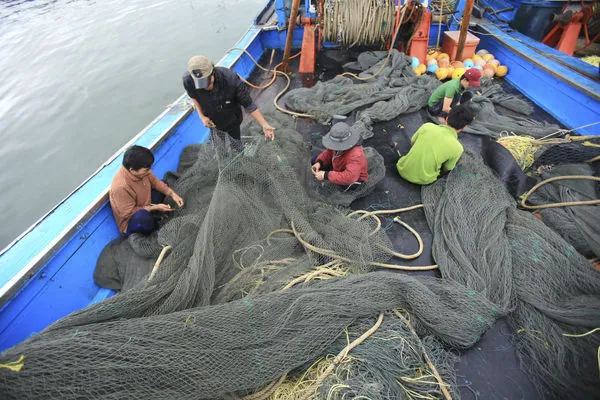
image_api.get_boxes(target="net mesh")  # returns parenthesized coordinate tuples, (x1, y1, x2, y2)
(1, 49, 598, 400)
(423, 151, 600, 399)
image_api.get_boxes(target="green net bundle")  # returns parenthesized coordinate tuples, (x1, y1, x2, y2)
(423, 151, 600, 399)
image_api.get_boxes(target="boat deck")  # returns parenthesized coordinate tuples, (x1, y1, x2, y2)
(244, 48, 567, 399)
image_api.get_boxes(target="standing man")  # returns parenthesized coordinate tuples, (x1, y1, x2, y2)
(110, 146, 184, 236)
(182, 55, 275, 146)
(396, 104, 476, 185)
(427, 69, 481, 123)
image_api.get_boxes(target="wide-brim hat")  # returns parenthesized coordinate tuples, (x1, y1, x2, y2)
(188, 55, 214, 89)
(322, 122, 361, 151)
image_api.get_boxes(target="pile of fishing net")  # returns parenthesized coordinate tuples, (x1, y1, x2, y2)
(2, 49, 598, 399)
(1, 110, 500, 399)
(523, 163, 600, 259)
(462, 80, 561, 139)
(423, 151, 600, 399)
(0, 272, 500, 399)
(283, 50, 441, 138)
(495, 135, 600, 258)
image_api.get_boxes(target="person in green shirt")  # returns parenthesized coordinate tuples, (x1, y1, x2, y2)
(428, 69, 481, 123)
(396, 104, 476, 185)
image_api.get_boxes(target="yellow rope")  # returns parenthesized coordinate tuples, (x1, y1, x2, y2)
(521, 176, 600, 210)
(299, 313, 385, 400)
(563, 327, 600, 338)
(339, 2, 409, 81)
(148, 245, 172, 281)
(290, 220, 438, 271)
(242, 373, 289, 400)
(0, 355, 24, 372)
(393, 310, 453, 400)
(562, 328, 600, 378)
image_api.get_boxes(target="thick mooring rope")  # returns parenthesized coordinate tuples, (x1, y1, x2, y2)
(322, 0, 395, 47)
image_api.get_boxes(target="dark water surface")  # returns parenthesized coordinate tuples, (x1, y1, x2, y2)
(0, 0, 265, 248)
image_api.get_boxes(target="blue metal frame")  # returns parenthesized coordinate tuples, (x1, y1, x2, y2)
(476, 22, 600, 136)
(275, 0, 312, 29)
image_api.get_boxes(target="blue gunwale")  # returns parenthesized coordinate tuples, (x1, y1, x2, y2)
(0, 19, 275, 350)
(475, 20, 600, 136)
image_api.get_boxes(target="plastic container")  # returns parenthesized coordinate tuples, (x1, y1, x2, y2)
(441, 31, 481, 61)
(510, 1, 564, 41)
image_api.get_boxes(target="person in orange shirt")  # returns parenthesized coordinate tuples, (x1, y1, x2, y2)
(109, 146, 184, 235)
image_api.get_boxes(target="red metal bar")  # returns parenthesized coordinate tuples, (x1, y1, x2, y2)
(299, 24, 316, 73)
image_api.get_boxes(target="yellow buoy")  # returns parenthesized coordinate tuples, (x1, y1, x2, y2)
(418, 64, 427, 74)
(436, 67, 449, 80)
(495, 65, 508, 77)
(427, 50, 439, 60)
(437, 52, 450, 61)
(483, 54, 495, 62)
(452, 67, 466, 79)
(413, 67, 422, 76)
(472, 54, 482, 62)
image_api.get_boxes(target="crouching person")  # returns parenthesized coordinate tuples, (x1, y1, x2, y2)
(312, 122, 369, 191)
(110, 145, 184, 236)
(396, 103, 476, 184)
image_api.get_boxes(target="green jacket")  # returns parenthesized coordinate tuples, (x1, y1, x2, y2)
(428, 78, 464, 107)
(396, 123, 463, 185)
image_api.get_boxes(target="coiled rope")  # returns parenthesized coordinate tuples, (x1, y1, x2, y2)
(322, 0, 395, 47)
(521, 176, 600, 210)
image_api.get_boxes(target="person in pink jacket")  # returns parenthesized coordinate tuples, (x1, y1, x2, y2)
(312, 122, 369, 190)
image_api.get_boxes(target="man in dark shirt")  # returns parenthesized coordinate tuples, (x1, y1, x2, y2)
(182, 55, 275, 146)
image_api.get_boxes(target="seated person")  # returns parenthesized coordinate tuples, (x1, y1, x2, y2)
(428, 68, 480, 123)
(396, 103, 476, 185)
(312, 122, 368, 190)
(109, 145, 184, 236)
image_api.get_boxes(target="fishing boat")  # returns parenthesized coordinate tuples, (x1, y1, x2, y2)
(1, 0, 598, 399)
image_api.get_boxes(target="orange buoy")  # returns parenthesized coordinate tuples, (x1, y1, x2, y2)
(484, 63, 497, 73)
(451, 60, 464, 69)
(488, 59, 500, 66)
(495, 65, 508, 77)
(482, 65, 495, 78)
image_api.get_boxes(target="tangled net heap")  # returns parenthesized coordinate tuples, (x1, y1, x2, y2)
(423, 151, 600, 399)
(1, 49, 598, 399)
(0, 114, 503, 399)
(283, 50, 441, 137)
(463, 81, 561, 139)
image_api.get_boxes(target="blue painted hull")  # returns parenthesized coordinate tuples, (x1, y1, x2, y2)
(475, 21, 600, 136)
